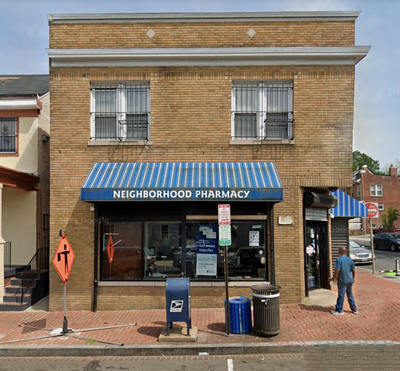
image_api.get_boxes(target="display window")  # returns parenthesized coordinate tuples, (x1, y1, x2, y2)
(100, 219, 267, 281)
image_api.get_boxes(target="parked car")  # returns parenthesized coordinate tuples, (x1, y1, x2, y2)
(373, 233, 400, 252)
(373, 225, 400, 235)
(349, 240, 373, 264)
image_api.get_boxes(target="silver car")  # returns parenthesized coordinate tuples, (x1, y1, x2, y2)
(349, 240, 373, 265)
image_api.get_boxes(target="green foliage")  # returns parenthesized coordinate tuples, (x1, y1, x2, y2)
(381, 207, 400, 231)
(353, 151, 380, 172)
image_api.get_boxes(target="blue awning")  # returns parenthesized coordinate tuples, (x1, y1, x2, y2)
(330, 189, 368, 217)
(81, 162, 283, 202)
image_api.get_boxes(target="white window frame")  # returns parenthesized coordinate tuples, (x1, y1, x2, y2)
(231, 81, 293, 140)
(90, 82, 150, 141)
(370, 184, 383, 197)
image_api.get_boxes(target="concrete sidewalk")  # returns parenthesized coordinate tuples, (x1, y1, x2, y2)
(1, 269, 400, 357)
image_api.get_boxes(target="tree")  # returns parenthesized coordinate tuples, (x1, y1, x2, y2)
(381, 207, 399, 231)
(353, 151, 380, 172)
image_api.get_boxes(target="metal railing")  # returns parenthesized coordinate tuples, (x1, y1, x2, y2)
(15, 247, 49, 305)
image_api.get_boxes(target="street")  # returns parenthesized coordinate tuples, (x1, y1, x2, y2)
(352, 237, 400, 273)
(1, 349, 400, 371)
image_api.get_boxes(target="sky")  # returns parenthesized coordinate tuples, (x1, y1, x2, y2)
(0, 0, 398, 171)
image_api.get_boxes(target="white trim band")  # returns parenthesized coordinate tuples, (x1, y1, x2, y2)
(48, 46, 371, 68)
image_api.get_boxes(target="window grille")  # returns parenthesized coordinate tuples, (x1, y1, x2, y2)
(0, 118, 17, 153)
(232, 82, 293, 140)
(90, 84, 150, 141)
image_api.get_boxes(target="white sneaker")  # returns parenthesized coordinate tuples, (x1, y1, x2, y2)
(331, 311, 345, 315)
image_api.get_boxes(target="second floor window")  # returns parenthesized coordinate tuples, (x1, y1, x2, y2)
(0, 118, 17, 154)
(90, 83, 150, 141)
(370, 184, 382, 197)
(232, 81, 293, 140)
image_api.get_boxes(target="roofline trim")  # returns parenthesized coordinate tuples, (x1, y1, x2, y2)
(0, 98, 41, 111)
(47, 11, 361, 24)
(47, 46, 371, 68)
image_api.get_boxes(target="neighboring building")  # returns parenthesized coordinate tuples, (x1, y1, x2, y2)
(47, 11, 369, 311)
(352, 165, 400, 234)
(0, 75, 50, 310)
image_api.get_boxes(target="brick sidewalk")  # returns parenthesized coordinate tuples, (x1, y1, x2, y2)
(0, 269, 399, 348)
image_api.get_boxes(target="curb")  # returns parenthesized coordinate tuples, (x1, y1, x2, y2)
(1, 341, 400, 357)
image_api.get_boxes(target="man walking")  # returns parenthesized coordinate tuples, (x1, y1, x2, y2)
(328, 246, 359, 315)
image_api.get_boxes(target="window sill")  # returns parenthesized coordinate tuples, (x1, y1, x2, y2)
(87, 139, 152, 146)
(230, 139, 295, 145)
(98, 280, 268, 287)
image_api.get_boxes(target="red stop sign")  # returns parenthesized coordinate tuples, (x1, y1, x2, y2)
(365, 202, 379, 218)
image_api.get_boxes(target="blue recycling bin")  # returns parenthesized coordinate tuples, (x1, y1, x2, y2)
(166, 278, 192, 336)
(226, 296, 252, 334)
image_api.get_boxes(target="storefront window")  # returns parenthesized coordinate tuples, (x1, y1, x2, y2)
(186, 221, 267, 280)
(144, 222, 182, 279)
(100, 219, 266, 281)
(101, 222, 142, 280)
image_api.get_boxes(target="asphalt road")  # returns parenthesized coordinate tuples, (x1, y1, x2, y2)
(1, 350, 400, 371)
(352, 237, 400, 273)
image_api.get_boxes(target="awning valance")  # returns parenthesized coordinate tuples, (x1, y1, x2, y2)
(81, 162, 283, 202)
(330, 189, 368, 217)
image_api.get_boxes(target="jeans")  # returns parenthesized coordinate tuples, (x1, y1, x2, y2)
(335, 281, 357, 313)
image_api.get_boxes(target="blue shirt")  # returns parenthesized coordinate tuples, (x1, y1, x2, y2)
(334, 255, 355, 284)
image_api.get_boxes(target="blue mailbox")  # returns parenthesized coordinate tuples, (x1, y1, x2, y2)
(166, 278, 191, 336)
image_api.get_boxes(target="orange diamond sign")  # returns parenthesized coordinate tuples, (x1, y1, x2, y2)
(107, 235, 115, 263)
(52, 233, 75, 284)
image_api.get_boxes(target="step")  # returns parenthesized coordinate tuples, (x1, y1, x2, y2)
(16, 270, 40, 280)
(3, 293, 32, 304)
(0, 302, 30, 312)
(5, 286, 35, 295)
(10, 277, 39, 287)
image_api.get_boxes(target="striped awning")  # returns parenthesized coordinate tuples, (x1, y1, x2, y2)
(81, 162, 283, 202)
(330, 189, 368, 217)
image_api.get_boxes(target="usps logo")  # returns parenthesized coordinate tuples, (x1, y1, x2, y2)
(170, 300, 184, 312)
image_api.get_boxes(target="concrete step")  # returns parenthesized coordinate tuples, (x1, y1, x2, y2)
(3, 293, 32, 304)
(0, 301, 30, 311)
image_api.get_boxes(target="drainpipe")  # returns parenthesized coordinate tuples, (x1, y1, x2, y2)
(269, 203, 275, 285)
(92, 206, 99, 312)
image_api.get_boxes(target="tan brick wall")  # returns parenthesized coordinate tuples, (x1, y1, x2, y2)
(49, 17, 356, 311)
(49, 21, 355, 49)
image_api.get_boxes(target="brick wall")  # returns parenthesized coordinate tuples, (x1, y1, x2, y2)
(48, 16, 356, 311)
(360, 167, 400, 232)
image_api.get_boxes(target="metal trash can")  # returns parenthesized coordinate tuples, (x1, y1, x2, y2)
(225, 297, 252, 334)
(251, 284, 281, 336)
(166, 278, 191, 336)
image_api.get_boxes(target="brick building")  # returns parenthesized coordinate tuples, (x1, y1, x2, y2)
(47, 11, 369, 311)
(352, 165, 400, 233)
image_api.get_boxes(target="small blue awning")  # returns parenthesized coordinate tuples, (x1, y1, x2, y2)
(330, 189, 368, 217)
(81, 162, 283, 202)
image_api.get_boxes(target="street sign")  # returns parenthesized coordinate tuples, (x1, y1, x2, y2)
(219, 224, 231, 246)
(107, 235, 115, 263)
(52, 233, 75, 284)
(365, 202, 379, 218)
(218, 204, 231, 225)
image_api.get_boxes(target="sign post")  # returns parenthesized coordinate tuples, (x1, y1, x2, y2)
(365, 202, 379, 274)
(52, 231, 75, 334)
(218, 204, 231, 336)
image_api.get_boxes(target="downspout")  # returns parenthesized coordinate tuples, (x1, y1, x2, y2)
(270, 203, 275, 285)
(303, 202, 309, 298)
(92, 206, 99, 312)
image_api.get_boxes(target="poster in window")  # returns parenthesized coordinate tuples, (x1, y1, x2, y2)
(249, 231, 259, 247)
(196, 225, 217, 276)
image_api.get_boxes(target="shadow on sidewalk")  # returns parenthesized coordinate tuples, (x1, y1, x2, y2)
(21, 319, 47, 334)
(298, 305, 332, 313)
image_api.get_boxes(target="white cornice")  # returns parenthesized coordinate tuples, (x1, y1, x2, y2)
(0, 98, 40, 110)
(47, 46, 371, 68)
(48, 11, 361, 24)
